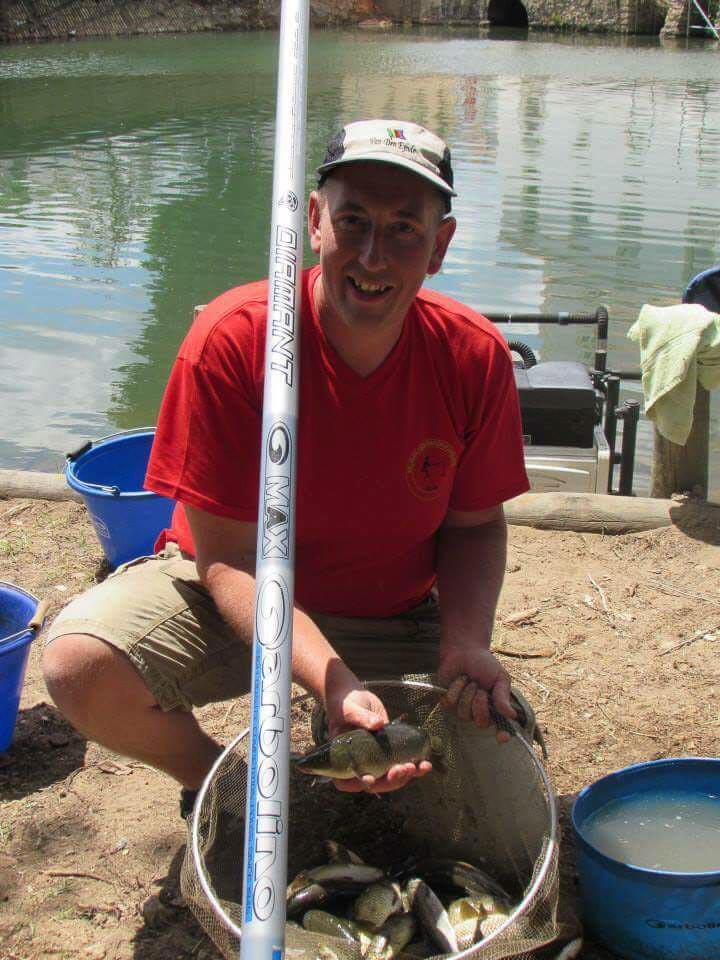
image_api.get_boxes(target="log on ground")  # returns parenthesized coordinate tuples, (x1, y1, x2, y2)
(2, 473, 719, 537)
(0, 469, 81, 502)
(505, 492, 720, 534)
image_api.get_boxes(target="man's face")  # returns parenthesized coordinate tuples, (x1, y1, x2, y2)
(308, 162, 456, 334)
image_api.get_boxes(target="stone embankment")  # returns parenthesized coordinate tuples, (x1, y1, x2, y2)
(1, 0, 703, 41)
(0, 0, 371, 41)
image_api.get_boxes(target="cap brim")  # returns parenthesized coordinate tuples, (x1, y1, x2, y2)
(317, 152, 457, 198)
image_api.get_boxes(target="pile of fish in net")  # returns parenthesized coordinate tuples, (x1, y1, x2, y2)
(287, 840, 517, 958)
(183, 678, 571, 960)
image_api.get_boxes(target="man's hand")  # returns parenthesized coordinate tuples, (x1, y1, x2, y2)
(325, 685, 432, 794)
(437, 645, 517, 743)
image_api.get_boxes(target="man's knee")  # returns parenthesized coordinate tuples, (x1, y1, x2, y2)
(42, 633, 154, 727)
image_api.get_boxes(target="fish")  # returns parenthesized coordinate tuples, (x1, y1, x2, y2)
(380, 913, 416, 958)
(293, 719, 443, 780)
(306, 863, 384, 889)
(405, 858, 511, 904)
(363, 930, 389, 960)
(397, 942, 434, 959)
(302, 909, 359, 943)
(479, 910, 510, 938)
(288, 871, 314, 897)
(347, 920, 376, 954)
(353, 880, 403, 931)
(315, 947, 340, 960)
(325, 840, 366, 865)
(405, 877, 459, 954)
(447, 897, 484, 950)
(286, 880, 330, 917)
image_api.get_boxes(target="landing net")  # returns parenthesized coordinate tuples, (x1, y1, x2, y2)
(183, 679, 563, 960)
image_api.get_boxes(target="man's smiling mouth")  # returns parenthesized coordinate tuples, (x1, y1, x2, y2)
(348, 276, 393, 296)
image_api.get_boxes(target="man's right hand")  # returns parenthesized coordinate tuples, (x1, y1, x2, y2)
(325, 684, 432, 794)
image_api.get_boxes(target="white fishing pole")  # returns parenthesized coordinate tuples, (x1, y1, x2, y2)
(240, 0, 309, 957)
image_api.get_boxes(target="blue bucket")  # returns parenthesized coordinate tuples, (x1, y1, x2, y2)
(0, 583, 45, 752)
(572, 758, 720, 960)
(65, 428, 175, 570)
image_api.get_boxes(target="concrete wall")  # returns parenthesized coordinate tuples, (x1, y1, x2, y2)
(0, 0, 372, 42)
(374, 0, 670, 31)
(0, 0, 681, 40)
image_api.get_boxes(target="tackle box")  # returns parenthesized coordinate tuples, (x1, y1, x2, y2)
(514, 361, 598, 448)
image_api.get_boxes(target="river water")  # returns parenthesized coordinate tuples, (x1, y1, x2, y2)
(1, 29, 719, 495)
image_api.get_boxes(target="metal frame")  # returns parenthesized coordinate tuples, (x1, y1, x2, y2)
(486, 307, 640, 495)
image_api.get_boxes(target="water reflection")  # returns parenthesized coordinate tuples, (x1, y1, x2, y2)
(0, 29, 719, 493)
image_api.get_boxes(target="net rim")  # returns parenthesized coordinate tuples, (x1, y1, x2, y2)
(189, 679, 558, 955)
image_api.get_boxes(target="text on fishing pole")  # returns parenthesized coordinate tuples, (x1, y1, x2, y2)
(270, 226, 298, 386)
(247, 575, 290, 923)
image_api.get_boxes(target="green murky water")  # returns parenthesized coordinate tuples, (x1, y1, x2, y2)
(1, 28, 719, 493)
(581, 789, 720, 872)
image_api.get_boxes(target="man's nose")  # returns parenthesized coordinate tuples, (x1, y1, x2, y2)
(358, 226, 387, 270)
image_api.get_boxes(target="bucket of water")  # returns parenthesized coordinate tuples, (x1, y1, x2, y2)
(572, 757, 720, 960)
(0, 584, 47, 752)
(65, 428, 175, 569)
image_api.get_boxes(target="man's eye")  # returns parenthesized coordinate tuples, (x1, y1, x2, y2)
(394, 222, 417, 236)
(337, 215, 365, 229)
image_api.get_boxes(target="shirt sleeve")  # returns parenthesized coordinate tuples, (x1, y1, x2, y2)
(449, 337, 530, 511)
(145, 316, 262, 521)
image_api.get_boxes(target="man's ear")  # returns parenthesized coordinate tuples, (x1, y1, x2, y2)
(308, 191, 322, 255)
(427, 216, 456, 277)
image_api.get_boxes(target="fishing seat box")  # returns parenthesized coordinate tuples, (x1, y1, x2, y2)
(514, 361, 597, 448)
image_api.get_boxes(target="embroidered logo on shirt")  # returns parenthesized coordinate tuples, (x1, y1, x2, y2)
(406, 439, 458, 501)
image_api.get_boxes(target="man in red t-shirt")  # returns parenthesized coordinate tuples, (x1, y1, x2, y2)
(43, 120, 530, 809)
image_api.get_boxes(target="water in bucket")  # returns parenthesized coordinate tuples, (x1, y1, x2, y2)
(573, 758, 720, 960)
(0, 582, 40, 752)
(581, 789, 720, 872)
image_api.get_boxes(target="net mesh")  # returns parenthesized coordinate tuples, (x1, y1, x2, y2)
(183, 679, 563, 960)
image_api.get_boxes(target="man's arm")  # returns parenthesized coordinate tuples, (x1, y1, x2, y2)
(435, 504, 517, 739)
(185, 504, 430, 791)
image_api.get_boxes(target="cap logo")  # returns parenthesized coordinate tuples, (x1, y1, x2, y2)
(370, 134, 418, 156)
(387, 127, 406, 139)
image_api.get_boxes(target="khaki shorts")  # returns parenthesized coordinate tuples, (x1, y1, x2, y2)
(45, 545, 442, 712)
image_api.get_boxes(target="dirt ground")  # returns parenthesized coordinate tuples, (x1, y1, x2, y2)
(1, 496, 719, 960)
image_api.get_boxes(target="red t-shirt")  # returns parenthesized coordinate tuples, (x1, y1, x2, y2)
(145, 265, 529, 617)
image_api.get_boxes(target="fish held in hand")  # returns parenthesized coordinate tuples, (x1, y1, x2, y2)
(293, 719, 442, 780)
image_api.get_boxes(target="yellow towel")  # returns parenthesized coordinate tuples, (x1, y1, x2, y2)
(627, 303, 720, 445)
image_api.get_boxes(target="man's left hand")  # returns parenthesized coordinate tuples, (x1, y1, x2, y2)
(437, 645, 517, 742)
